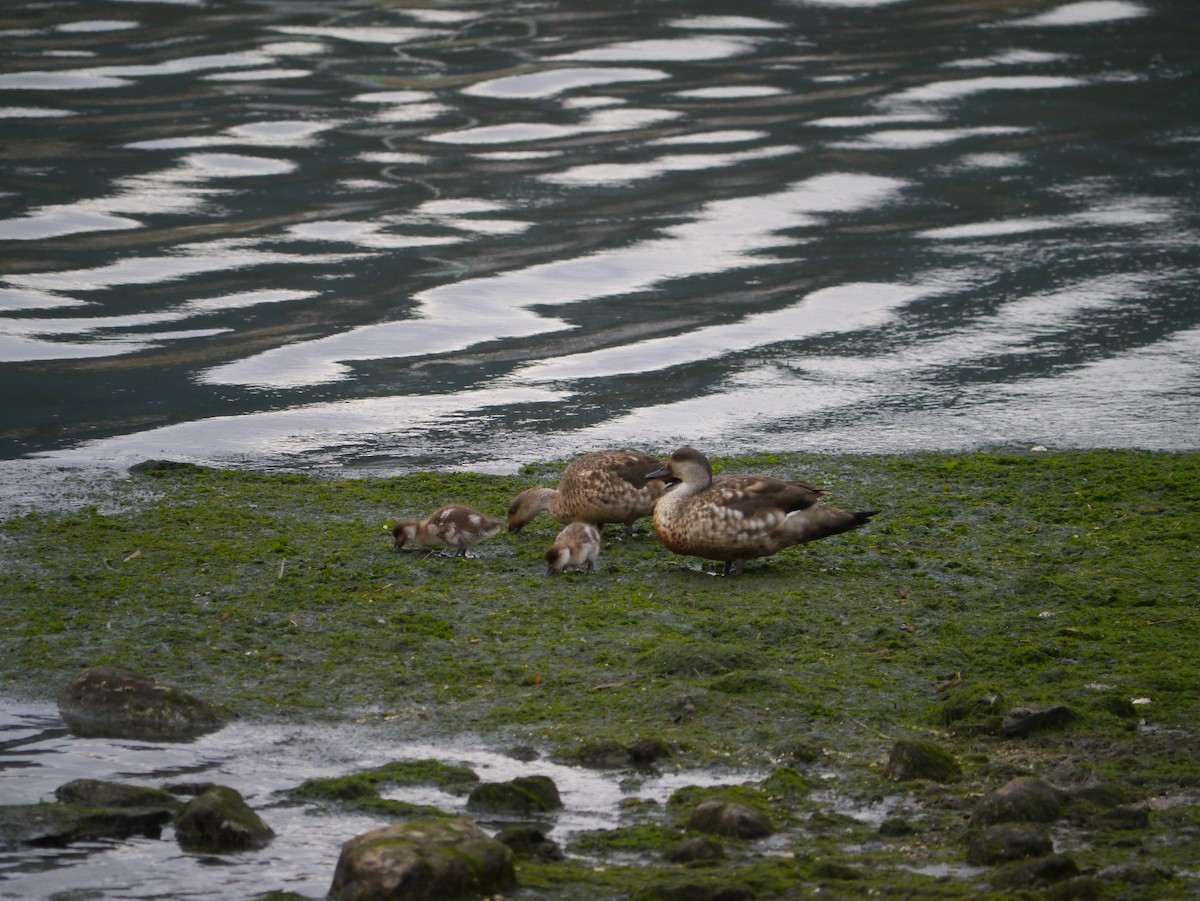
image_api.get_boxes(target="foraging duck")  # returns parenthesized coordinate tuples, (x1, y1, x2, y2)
(392, 504, 503, 558)
(544, 521, 602, 574)
(508, 449, 667, 533)
(646, 446, 878, 576)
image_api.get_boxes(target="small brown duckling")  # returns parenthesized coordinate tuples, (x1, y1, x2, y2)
(646, 446, 878, 576)
(392, 504, 503, 558)
(508, 449, 666, 533)
(545, 521, 601, 574)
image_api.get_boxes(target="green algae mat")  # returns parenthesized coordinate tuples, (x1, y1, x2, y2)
(2, 448, 1198, 898)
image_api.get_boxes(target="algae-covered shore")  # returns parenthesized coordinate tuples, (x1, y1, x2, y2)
(2, 448, 1198, 898)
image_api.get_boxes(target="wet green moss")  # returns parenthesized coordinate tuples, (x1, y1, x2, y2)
(2, 449, 1199, 896)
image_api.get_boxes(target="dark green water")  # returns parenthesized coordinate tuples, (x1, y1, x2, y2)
(1, 0, 1197, 473)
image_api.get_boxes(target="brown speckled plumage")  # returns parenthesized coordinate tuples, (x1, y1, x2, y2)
(545, 521, 602, 574)
(507, 449, 667, 532)
(393, 504, 503, 557)
(647, 446, 878, 575)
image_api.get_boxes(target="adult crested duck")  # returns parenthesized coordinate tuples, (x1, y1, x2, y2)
(392, 504, 503, 557)
(545, 521, 602, 574)
(646, 446, 878, 576)
(508, 449, 666, 533)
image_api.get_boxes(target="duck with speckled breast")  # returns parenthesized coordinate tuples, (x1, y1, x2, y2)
(645, 446, 879, 575)
(507, 449, 666, 535)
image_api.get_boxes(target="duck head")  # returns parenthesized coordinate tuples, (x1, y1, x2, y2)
(645, 446, 712, 487)
(392, 520, 418, 550)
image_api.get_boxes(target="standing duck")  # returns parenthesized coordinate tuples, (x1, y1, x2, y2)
(392, 504, 503, 558)
(507, 449, 667, 533)
(545, 521, 602, 574)
(646, 447, 878, 575)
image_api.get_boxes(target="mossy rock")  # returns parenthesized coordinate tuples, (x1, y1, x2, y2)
(886, 739, 963, 783)
(175, 785, 274, 852)
(55, 779, 180, 812)
(972, 778, 1064, 828)
(685, 799, 772, 840)
(967, 824, 1053, 865)
(57, 665, 227, 741)
(330, 817, 515, 901)
(466, 775, 562, 815)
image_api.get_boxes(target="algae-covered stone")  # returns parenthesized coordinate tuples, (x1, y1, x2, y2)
(329, 817, 515, 901)
(685, 799, 772, 840)
(0, 800, 173, 848)
(990, 853, 1080, 890)
(632, 881, 755, 901)
(1002, 704, 1074, 737)
(55, 778, 179, 812)
(495, 823, 562, 860)
(885, 739, 963, 783)
(972, 778, 1064, 827)
(175, 785, 274, 852)
(57, 665, 226, 741)
(966, 824, 1053, 865)
(664, 834, 725, 863)
(939, 683, 1006, 733)
(466, 775, 561, 815)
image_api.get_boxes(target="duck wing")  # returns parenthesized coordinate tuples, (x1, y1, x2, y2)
(706, 475, 825, 518)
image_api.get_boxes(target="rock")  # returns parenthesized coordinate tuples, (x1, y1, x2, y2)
(573, 737, 671, 769)
(685, 799, 772, 840)
(967, 824, 1053, 865)
(1098, 805, 1150, 829)
(1097, 862, 1175, 886)
(1066, 782, 1129, 810)
(664, 835, 725, 863)
(878, 817, 916, 837)
(885, 739, 963, 782)
(632, 882, 755, 901)
(990, 853, 1081, 890)
(0, 790, 175, 849)
(329, 817, 515, 901)
(55, 778, 180, 811)
(494, 823, 562, 861)
(57, 665, 226, 741)
(939, 684, 1006, 733)
(466, 775, 561, 815)
(128, 459, 204, 474)
(1001, 705, 1074, 738)
(175, 785, 274, 852)
(972, 778, 1064, 827)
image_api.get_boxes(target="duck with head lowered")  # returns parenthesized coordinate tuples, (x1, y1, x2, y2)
(392, 503, 504, 558)
(645, 446, 879, 576)
(507, 448, 667, 534)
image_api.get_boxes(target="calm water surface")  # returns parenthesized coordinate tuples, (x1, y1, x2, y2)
(1, 0, 1197, 473)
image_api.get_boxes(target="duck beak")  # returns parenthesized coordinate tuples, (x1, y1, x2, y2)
(644, 466, 669, 480)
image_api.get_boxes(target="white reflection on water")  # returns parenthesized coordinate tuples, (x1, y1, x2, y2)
(464, 67, 668, 99)
(199, 173, 905, 389)
(830, 126, 1025, 151)
(426, 107, 682, 145)
(549, 37, 759, 63)
(127, 120, 335, 151)
(1003, 1, 1147, 27)
(542, 145, 796, 186)
(883, 75, 1085, 107)
(512, 283, 933, 383)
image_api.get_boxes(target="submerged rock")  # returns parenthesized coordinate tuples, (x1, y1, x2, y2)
(972, 778, 1064, 827)
(57, 665, 226, 741)
(990, 853, 1081, 890)
(685, 799, 772, 840)
(466, 775, 562, 815)
(329, 817, 515, 901)
(885, 739, 963, 783)
(175, 785, 274, 852)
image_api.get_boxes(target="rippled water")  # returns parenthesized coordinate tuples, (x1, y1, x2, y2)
(1, 0, 1196, 472)
(0, 702, 776, 898)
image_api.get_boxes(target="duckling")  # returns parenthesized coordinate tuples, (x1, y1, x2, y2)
(392, 504, 503, 558)
(545, 521, 602, 574)
(508, 449, 666, 533)
(646, 446, 878, 576)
